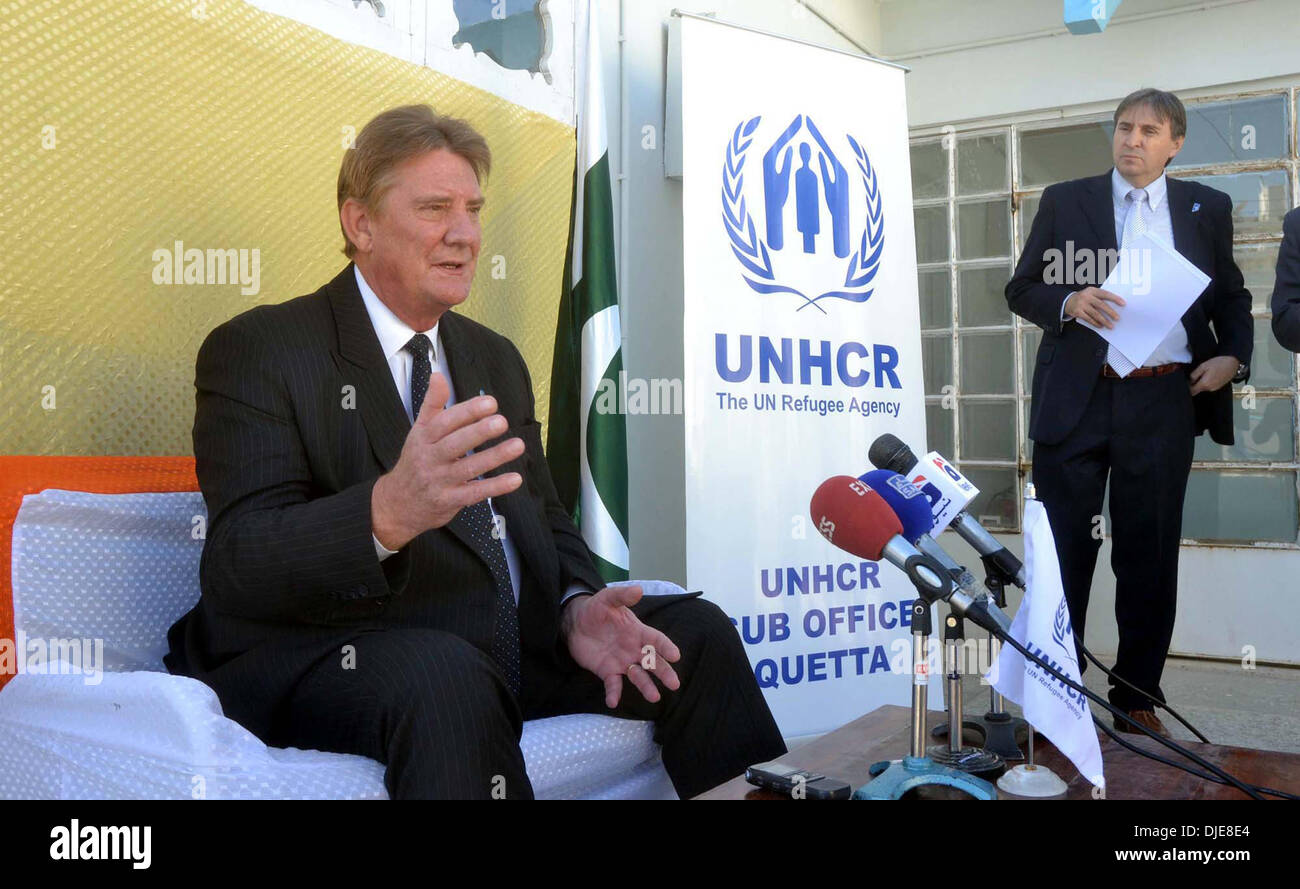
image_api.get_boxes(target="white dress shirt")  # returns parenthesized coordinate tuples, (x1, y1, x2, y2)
(356, 266, 526, 605)
(1111, 168, 1192, 366)
(1059, 168, 1194, 366)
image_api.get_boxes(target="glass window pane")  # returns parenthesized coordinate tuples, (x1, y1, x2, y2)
(1018, 121, 1114, 189)
(1171, 95, 1290, 168)
(958, 466, 1019, 532)
(1194, 397, 1296, 463)
(1020, 327, 1042, 391)
(1016, 193, 1041, 255)
(957, 133, 1008, 195)
(926, 402, 955, 458)
(1177, 170, 1290, 238)
(919, 269, 952, 330)
(1235, 242, 1282, 313)
(1181, 470, 1298, 542)
(922, 334, 953, 397)
(914, 205, 949, 264)
(911, 141, 947, 200)
(958, 265, 1012, 327)
(959, 399, 1016, 460)
(960, 331, 1014, 395)
(1251, 317, 1295, 389)
(1021, 398, 1032, 463)
(957, 199, 1010, 260)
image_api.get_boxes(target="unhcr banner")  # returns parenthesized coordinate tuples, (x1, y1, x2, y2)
(674, 13, 935, 737)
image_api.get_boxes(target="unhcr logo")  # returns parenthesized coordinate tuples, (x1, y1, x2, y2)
(721, 113, 884, 313)
(1051, 597, 1078, 667)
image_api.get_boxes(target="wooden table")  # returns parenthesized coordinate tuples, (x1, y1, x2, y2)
(695, 705, 1300, 800)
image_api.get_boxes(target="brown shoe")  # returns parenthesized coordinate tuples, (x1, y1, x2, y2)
(1114, 709, 1171, 737)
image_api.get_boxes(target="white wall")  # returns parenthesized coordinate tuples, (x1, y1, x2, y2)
(245, 0, 578, 122)
(879, 0, 1300, 127)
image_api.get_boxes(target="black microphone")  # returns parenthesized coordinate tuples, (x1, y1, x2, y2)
(868, 433, 916, 478)
(868, 433, 1027, 589)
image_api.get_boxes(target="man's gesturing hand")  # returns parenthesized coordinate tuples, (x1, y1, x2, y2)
(562, 585, 682, 709)
(1065, 287, 1126, 329)
(371, 371, 524, 551)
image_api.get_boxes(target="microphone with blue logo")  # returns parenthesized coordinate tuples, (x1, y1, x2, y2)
(868, 434, 1026, 590)
(808, 475, 952, 604)
(853, 469, 1011, 635)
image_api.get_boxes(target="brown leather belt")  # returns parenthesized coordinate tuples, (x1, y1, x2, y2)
(1101, 362, 1188, 379)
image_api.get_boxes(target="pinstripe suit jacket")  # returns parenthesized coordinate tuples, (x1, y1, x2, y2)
(164, 264, 608, 740)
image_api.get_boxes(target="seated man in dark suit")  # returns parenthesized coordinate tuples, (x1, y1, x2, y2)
(164, 104, 785, 799)
(1272, 207, 1300, 352)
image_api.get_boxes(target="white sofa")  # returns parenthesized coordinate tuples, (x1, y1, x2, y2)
(0, 489, 676, 799)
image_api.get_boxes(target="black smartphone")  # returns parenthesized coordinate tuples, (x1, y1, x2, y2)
(745, 760, 852, 799)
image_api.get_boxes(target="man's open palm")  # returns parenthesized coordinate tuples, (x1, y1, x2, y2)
(563, 585, 682, 708)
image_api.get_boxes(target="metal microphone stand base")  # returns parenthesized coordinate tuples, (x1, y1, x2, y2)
(854, 755, 999, 800)
(925, 743, 1005, 782)
(851, 602, 997, 801)
(929, 710, 1028, 762)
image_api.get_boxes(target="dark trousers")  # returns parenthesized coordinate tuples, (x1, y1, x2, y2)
(1030, 369, 1195, 712)
(274, 596, 786, 799)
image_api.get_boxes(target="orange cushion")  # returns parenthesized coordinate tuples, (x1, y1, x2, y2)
(0, 457, 197, 692)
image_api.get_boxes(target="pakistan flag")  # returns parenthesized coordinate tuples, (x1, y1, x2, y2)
(547, 0, 629, 582)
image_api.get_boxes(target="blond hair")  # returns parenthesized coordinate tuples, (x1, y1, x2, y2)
(337, 105, 491, 258)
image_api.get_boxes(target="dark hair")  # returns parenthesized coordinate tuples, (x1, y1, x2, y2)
(337, 105, 491, 258)
(1114, 89, 1187, 166)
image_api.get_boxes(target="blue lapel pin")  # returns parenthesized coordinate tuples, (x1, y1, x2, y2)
(1192, 202, 1201, 213)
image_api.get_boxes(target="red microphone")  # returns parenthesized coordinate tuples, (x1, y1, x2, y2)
(809, 475, 903, 560)
(811, 474, 959, 607)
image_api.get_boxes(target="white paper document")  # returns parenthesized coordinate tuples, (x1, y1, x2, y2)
(1078, 232, 1210, 375)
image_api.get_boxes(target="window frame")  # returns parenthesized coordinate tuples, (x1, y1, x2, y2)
(911, 86, 1300, 547)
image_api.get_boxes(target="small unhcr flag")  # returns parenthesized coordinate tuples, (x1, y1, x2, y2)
(988, 497, 1105, 789)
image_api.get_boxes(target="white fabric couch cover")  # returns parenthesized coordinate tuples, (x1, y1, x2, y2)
(0, 489, 676, 799)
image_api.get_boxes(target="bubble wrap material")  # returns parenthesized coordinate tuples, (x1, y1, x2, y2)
(0, 489, 675, 799)
(0, 0, 575, 455)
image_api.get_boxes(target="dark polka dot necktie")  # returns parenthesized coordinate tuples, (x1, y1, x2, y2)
(405, 333, 521, 697)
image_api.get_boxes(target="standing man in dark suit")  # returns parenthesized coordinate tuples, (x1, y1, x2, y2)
(1006, 89, 1252, 737)
(165, 104, 785, 799)
(1271, 207, 1300, 351)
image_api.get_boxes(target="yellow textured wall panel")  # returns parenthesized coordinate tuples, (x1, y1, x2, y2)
(0, 0, 574, 455)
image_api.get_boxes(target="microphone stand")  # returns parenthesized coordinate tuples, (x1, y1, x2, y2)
(926, 611, 1005, 779)
(974, 564, 1029, 761)
(853, 590, 997, 800)
(929, 544, 1028, 762)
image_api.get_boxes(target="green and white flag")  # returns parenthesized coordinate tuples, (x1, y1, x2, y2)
(548, 0, 629, 582)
